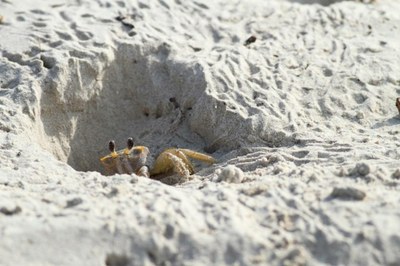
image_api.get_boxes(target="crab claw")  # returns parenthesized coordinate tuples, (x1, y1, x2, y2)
(150, 148, 215, 178)
(137, 165, 150, 178)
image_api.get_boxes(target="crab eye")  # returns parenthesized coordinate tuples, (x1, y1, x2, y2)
(109, 140, 116, 152)
(127, 138, 134, 149)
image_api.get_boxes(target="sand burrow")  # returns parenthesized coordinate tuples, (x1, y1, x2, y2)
(38, 42, 214, 173)
(37, 41, 297, 173)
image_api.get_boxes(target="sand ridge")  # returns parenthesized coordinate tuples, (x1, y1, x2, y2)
(1, 0, 400, 265)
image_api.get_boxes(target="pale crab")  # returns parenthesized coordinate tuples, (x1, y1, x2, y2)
(100, 138, 215, 181)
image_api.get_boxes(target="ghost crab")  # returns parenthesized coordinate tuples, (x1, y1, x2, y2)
(100, 138, 215, 181)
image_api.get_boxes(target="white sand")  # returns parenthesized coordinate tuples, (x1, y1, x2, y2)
(1, 0, 400, 265)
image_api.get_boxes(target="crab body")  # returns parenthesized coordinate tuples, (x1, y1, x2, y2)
(100, 139, 215, 180)
(100, 141, 150, 177)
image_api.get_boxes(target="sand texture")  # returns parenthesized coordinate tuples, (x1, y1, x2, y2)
(1, 0, 400, 265)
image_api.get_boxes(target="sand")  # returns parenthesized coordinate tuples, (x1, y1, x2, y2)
(1, 0, 400, 265)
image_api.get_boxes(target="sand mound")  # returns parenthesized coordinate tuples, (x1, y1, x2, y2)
(38, 42, 212, 172)
(37, 40, 294, 173)
(35, 42, 299, 173)
(1, 0, 400, 265)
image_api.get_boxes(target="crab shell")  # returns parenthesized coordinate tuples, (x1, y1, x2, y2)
(100, 146, 149, 176)
(100, 142, 215, 179)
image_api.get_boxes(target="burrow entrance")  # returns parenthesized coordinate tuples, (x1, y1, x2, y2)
(39, 42, 216, 173)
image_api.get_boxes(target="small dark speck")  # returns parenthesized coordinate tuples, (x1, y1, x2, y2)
(42, 198, 52, 204)
(16, 151, 21, 157)
(191, 46, 202, 52)
(147, 251, 157, 264)
(106, 187, 118, 198)
(169, 97, 179, 108)
(164, 224, 174, 239)
(323, 68, 333, 77)
(142, 108, 150, 117)
(244, 35, 256, 46)
(105, 253, 130, 266)
(329, 187, 366, 201)
(115, 15, 135, 30)
(115, 15, 125, 22)
(0, 206, 22, 216)
(65, 198, 83, 208)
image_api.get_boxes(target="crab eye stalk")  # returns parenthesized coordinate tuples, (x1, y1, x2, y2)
(109, 140, 116, 152)
(127, 138, 134, 149)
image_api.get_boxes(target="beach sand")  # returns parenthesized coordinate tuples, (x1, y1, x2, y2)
(1, 0, 400, 265)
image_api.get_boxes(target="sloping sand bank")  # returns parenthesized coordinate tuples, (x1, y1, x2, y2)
(1, 0, 400, 265)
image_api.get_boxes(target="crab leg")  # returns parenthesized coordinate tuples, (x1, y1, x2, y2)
(178, 149, 216, 164)
(123, 137, 150, 177)
(137, 165, 150, 178)
(100, 140, 215, 179)
(165, 152, 191, 177)
(150, 149, 175, 177)
(150, 148, 215, 177)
